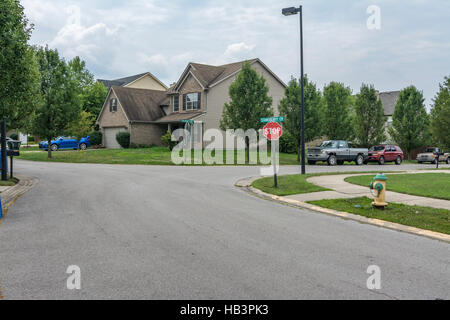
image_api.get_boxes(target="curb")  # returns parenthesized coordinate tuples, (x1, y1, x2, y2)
(0, 175, 39, 223)
(235, 176, 450, 244)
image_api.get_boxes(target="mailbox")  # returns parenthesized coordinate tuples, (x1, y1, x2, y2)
(7, 139, 21, 156)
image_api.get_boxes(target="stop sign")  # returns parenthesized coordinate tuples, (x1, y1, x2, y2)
(263, 122, 283, 141)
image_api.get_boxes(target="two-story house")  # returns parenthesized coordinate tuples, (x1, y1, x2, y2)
(97, 59, 286, 148)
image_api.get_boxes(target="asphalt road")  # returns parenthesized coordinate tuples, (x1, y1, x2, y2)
(0, 160, 449, 299)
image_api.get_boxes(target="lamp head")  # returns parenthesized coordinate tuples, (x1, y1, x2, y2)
(282, 7, 300, 16)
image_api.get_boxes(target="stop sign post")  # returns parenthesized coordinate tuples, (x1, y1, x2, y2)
(261, 118, 284, 187)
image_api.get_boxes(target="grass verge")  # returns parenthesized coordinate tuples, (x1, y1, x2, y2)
(308, 197, 450, 235)
(345, 173, 450, 200)
(0, 177, 18, 186)
(251, 174, 330, 196)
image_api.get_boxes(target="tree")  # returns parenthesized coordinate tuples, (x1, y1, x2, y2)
(0, 0, 40, 129)
(82, 82, 108, 118)
(279, 76, 322, 162)
(430, 76, 450, 149)
(220, 62, 273, 162)
(33, 46, 81, 158)
(388, 86, 429, 159)
(353, 84, 386, 146)
(322, 82, 354, 140)
(67, 110, 95, 140)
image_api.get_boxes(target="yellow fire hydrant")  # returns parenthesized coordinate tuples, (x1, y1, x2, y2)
(369, 173, 388, 210)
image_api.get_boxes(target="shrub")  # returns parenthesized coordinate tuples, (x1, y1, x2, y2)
(116, 131, 130, 149)
(279, 132, 297, 154)
(9, 133, 18, 140)
(161, 131, 177, 151)
(28, 136, 35, 142)
(89, 131, 102, 146)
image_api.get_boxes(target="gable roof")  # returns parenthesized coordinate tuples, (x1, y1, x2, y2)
(378, 91, 400, 116)
(169, 58, 285, 93)
(111, 86, 167, 122)
(98, 72, 167, 90)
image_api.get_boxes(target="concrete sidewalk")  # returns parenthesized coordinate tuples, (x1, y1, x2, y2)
(285, 171, 450, 210)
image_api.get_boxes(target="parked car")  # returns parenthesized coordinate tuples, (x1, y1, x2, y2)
(366, 145, 404, 165)
(39, 136, 91, 151)
(417, 147, 450, 164)
(307, 140, 369, 166)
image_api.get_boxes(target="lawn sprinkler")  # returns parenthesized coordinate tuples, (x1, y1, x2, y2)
(369, 173, 388, 210)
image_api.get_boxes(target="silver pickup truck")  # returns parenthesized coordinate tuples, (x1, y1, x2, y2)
(307, 140, 369, 166)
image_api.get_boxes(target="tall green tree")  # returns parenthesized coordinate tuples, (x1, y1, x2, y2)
(388, 86, 429, 159)
(82, 81, 108, 118)
(429, 76, 450, 149)
(33, 46, 81, 158)
(220, 62, 273, 162)
(0, 0, 40, 129)
(322, 82, 354, 140)
(279, 76, 322, 162)
(353, 84, 386, 146)
(68, 56, 107, 119)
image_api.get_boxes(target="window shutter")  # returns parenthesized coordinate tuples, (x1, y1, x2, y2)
(109, 99, 112, 112)
(183, 94, 187, 111)
(197, 92, 201, 109)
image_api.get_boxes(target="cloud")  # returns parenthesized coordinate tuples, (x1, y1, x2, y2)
(224, 42, 256, 60)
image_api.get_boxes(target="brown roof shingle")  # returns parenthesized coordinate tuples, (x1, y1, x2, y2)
(153, 111, 204, 123)
(112, 86, 166, 122)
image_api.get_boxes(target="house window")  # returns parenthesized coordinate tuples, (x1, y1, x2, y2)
(110, 98, 117, 112)
(183, 92, 201, 111)
(173, 95, 179, 112)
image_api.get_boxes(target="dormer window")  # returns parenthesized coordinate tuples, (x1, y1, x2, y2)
(173, 95, 179, 112)
(183, 92, 201, 111)
(110, 98, 117, 112)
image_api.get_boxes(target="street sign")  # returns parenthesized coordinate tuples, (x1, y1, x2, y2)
(181, 120, 194, 124)
(260, 116, 284, 123)
(263, 122, 283, 141)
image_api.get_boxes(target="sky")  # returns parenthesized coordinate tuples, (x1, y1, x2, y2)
(21, 0, 450, 109)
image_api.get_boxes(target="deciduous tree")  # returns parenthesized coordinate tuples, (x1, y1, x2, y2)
(353, 84, 386, 146)
(0, 0, 40, 129)
(220, 63, 273, 162)
(33, 46, 81, 158)
(388, 86, 429, 159)
(430, 76, 450, 149)
(322, 82, 354, 140)
(279, 76, 322, 162)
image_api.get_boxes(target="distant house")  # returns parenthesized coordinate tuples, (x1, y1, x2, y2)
(97, 72, 167, 91)
(96, 59, 286, 149)
(376, 90, 400, 128)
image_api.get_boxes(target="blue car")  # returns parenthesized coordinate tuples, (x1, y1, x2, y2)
(39, 136, 91, 151)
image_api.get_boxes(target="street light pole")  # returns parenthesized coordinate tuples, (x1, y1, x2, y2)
(282, 5, 306, 174)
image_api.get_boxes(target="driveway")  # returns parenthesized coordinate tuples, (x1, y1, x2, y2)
(0, 160, 449, 299)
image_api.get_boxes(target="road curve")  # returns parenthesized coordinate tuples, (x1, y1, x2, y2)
(0, 160, 449, 299)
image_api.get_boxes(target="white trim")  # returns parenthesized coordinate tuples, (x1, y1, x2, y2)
(124, 72, 168, 90)
(173, 65, 206, 92)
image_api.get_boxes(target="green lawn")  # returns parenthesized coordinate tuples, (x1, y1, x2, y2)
(308, 197, 450, 235)
(345, 173, 450, 200)
(251, 174, 330, 196)
(0, 177, 18, 186)
(17, 147, 301, 166)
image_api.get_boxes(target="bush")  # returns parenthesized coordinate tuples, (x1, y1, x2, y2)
(9, 133, 18, 140)
(89, 131, 102, 146)
(161, 131, 177, 151)
(28, 136, 35, 142)
(279, 132, 297, 154)
(116, 131, 130, 149)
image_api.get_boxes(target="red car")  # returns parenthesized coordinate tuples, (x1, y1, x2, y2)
(366, 145, 404, 165)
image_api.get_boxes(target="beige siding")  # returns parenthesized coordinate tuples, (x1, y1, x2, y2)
(125, 74, 166, 91)
(130, 123, 166, 147)
(97, 90, 130, 146)
(203, 61, 285, 132)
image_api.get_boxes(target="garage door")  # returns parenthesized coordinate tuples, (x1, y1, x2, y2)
(104, 127, 127, 149)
